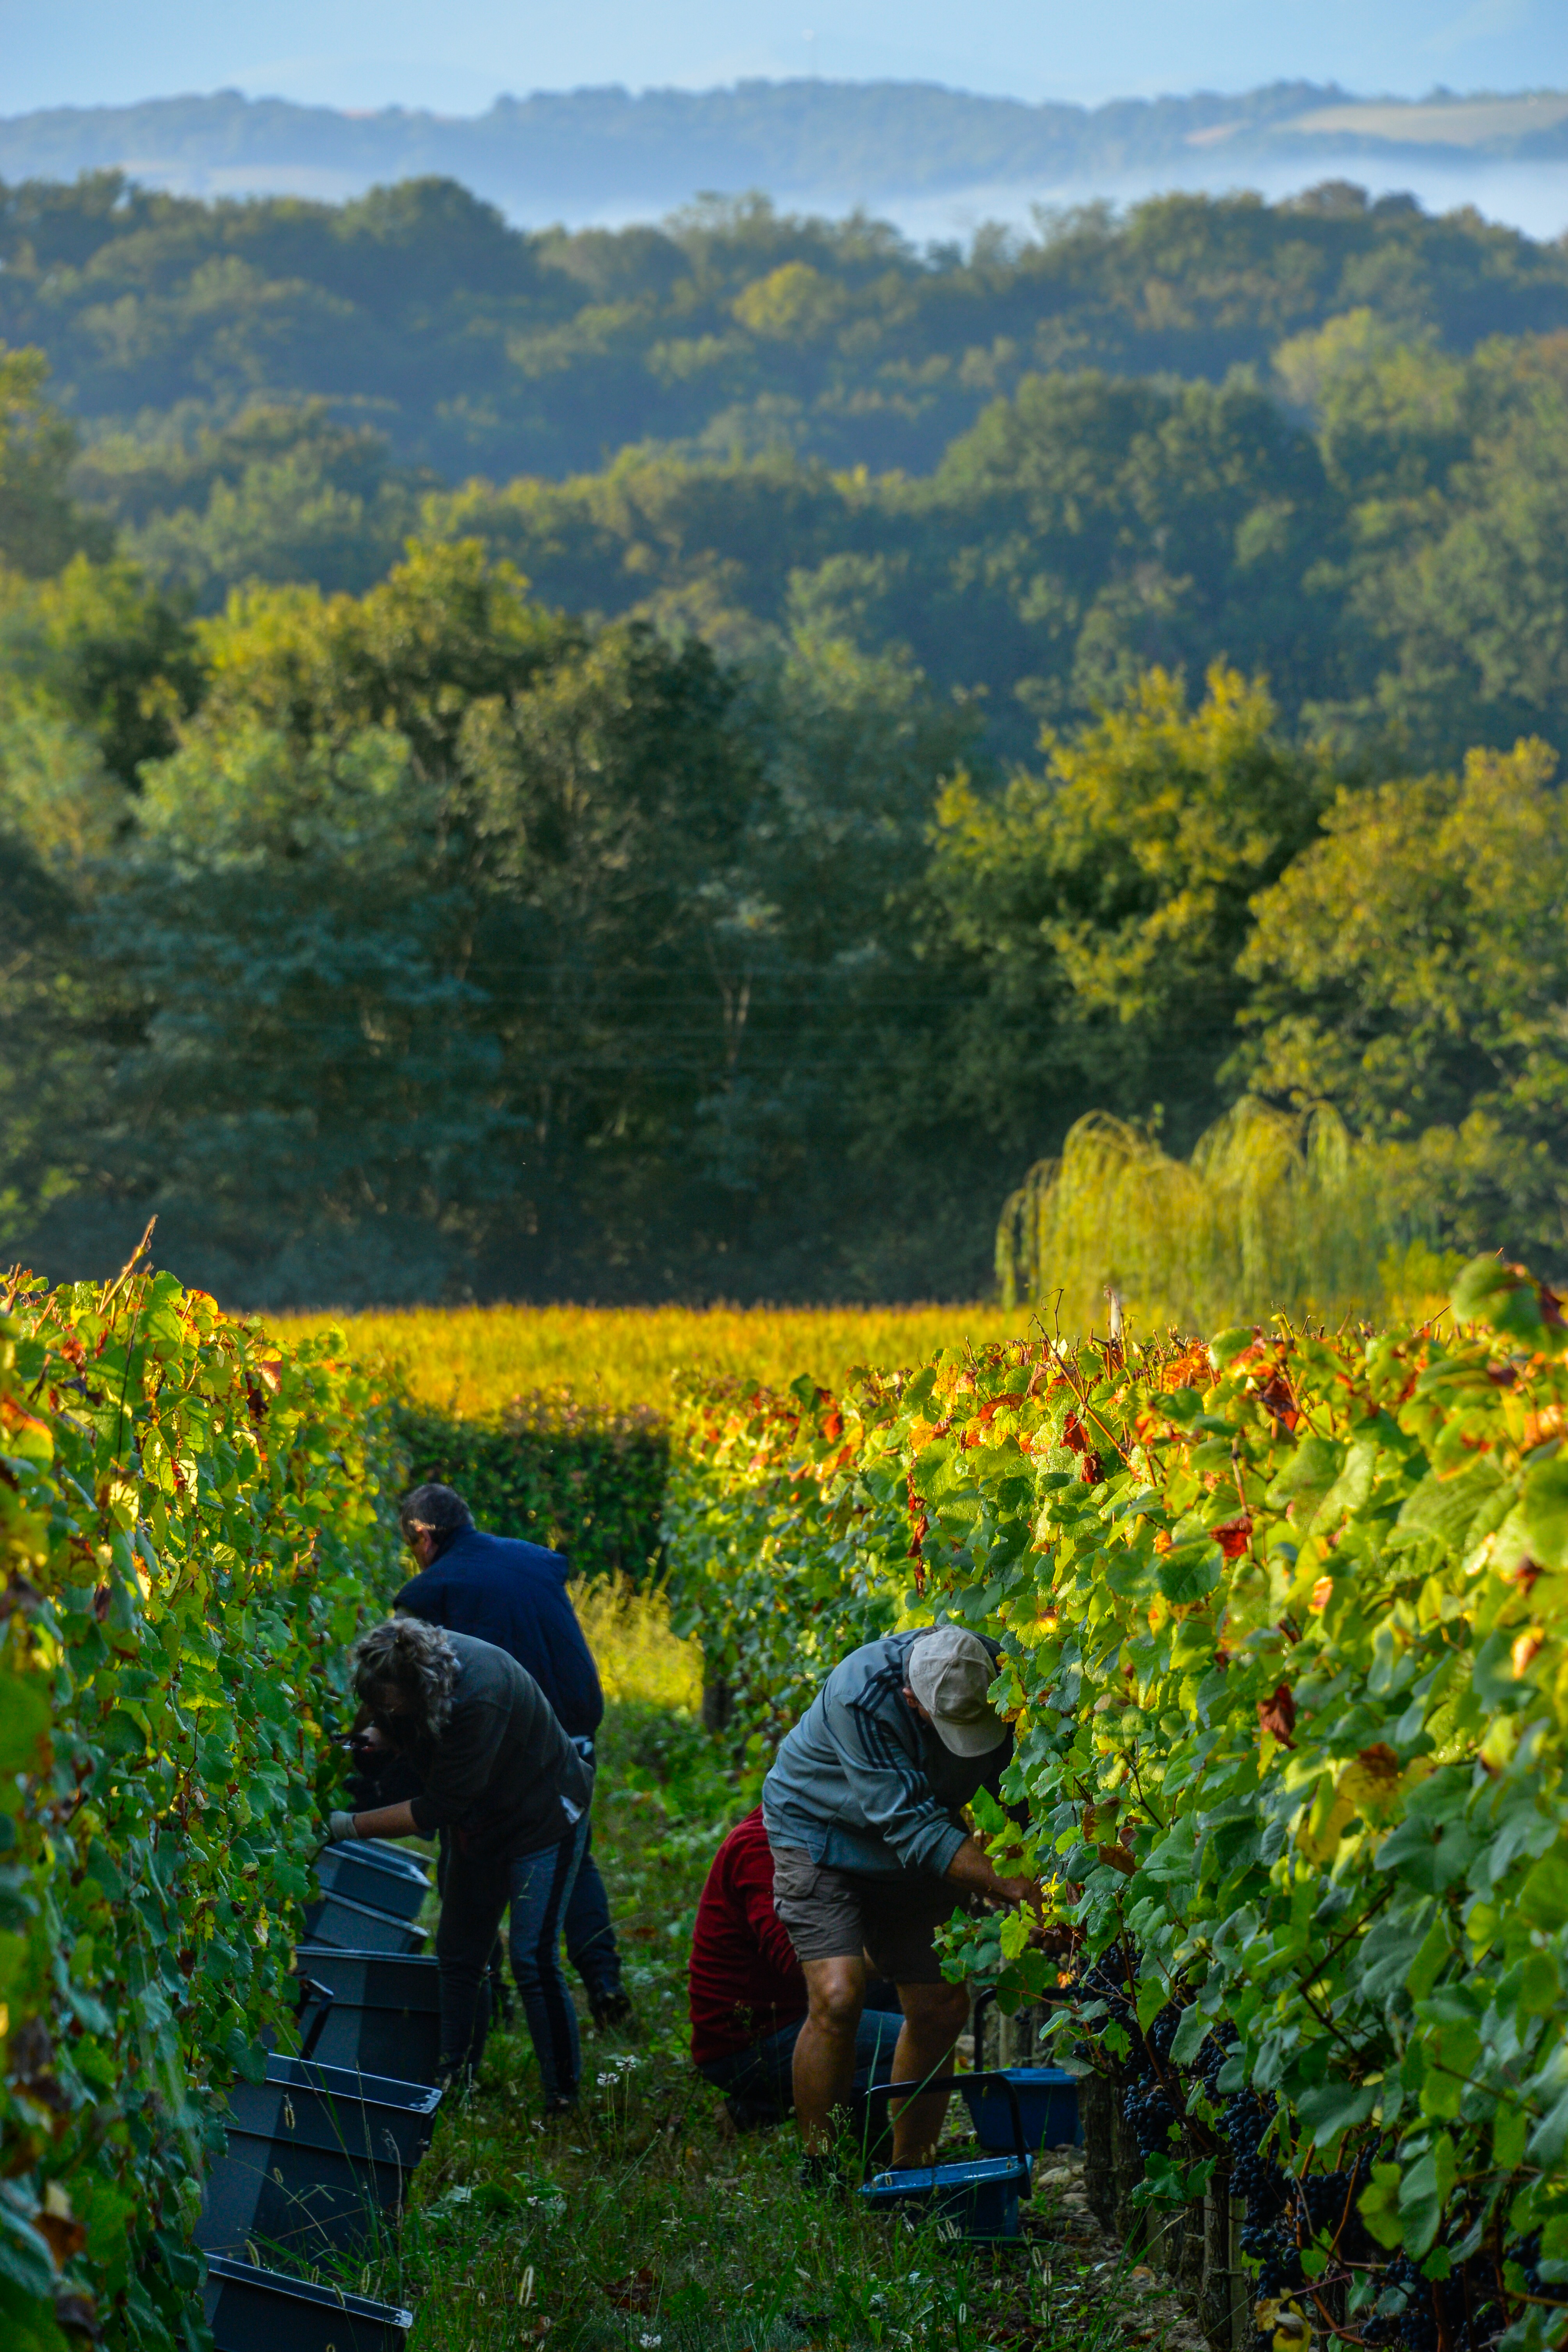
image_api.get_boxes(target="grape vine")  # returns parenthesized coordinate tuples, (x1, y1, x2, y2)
(668, 1255, 1568, 2352)
(0, 1260, 399, 2349)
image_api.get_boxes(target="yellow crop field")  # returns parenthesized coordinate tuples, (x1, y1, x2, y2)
(271, 1300, 1036, 1422)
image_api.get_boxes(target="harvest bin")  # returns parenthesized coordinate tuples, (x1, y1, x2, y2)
(283, 1976, 336, 2062)
(859, 2072, 1032, 2242)
(863, 2149, 1032, 2239)
(301, 1884, 429, 1955)
(294, 1947, 442, 2084)
(312, 1841, 431, 1924)
(203, 2254, 413, 2352)
(357, 1837, 433, 1880)
(961, 2067, 1081, 2152)
(196, 2056, 442, 2262)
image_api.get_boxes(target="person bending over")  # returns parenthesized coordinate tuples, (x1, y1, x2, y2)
(689, 1806, 903, 2135)
(393, 1481, 631, 2030)
(330, 1618, 592, 2112)
(761, 1624, 1039, 2171)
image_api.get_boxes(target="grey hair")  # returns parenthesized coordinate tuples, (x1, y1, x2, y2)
(398, 1483, 474, 1548)
(351, 1616, 459, 1737)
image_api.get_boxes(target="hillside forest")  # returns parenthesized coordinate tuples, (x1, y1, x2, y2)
(5, 169, 1568, 1306)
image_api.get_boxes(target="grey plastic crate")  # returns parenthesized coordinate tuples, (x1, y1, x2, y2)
(294, 1947, 442, 2085)
(356, 1838, 432, 1880)
(314, 1842, 431, 1923)
(203, 2256, 413, 2352)
(196, 2056, 441, 2263)
(301, 1886, 428, 1954)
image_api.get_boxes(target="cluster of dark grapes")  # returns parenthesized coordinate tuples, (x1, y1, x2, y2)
(1147, 2002, 1183, 2067)
(1122, 2068, 1182, 2160)
(1128, 2000, 1182, 2154)
(1294, 2161, 1370, 2245)
(1191, 2034, 1383, 2313)
(1361, 2252, 1440, 2352)
(1504, 2231, 1567, 2313)
(1214, 2080, 1300, 2303)
(1513, 2230, 1545, 2292)
(1074, 1957, 1183, 2156)
(1072, 1959, 1511, 2352)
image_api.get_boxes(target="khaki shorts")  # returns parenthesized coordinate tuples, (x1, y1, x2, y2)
(769, 1844, 965, 1985)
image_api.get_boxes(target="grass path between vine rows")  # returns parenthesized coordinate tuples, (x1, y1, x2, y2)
(346, 1586, 1205, 2352)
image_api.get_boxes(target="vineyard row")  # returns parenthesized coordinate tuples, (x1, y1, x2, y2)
(663, 1258, 1568, 2352)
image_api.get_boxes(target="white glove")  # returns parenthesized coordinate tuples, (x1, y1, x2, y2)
(328, 1810, 360, 1842)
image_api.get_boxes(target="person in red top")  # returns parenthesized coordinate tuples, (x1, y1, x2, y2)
(688, 1807, 902, 2132)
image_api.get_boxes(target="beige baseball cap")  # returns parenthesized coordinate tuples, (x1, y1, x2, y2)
(907, 1626, 1006, 1756)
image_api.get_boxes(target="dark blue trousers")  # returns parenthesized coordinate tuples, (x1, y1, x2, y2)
(697, 2008, 904, 2135)
(561, 1739, 624, 2004)
(563, 1818, 623, 2002)
(437, 1814, 591, 2101)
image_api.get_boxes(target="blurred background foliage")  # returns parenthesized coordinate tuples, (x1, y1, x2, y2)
(274, 1301, 1039, 1584)
(5, 171, 1568, 1312)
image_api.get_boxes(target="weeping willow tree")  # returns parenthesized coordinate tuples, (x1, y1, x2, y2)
(995, 1098, 1437, 1335)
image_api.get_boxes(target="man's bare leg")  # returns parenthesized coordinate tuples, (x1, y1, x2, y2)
(887, 1979, 970, 2166)
(793, 1955, 867, 2153)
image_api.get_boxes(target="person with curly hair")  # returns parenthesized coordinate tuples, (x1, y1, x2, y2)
(329, 1617, 593, 2112)
(391, 1480, 631, 2031)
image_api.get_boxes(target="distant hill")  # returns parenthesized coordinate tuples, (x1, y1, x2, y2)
(4, 78, 1566, 218)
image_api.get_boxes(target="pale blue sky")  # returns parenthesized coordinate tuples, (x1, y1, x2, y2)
(0, 0, 1564, 118)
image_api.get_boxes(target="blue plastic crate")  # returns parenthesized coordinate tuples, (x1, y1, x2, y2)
(861, 2151, 1030, 2240)
(855, 2069, 1033, 2241)
(961, 2067, 1080, 2152)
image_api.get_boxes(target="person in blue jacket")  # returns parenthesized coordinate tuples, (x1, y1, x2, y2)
(393, 1481, 632, 2031)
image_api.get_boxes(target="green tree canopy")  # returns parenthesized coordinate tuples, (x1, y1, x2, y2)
(921, 664, 1324, 1153)
(27, 540, 980, 1301)
(1236, 736, 1568, 1258)
(0, 345, 110, 576)
(0, 554, 199, 782)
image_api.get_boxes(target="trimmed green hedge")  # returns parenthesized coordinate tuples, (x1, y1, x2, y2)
(397, 1399, 668, 1583)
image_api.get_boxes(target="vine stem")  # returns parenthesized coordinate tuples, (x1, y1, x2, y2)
(1124, 1743, 1167, 1833)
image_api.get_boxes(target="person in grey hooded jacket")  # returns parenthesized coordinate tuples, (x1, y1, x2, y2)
(762, 1625, 1040, 2169)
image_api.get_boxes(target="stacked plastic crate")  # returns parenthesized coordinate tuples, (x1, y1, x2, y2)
(198, 1843, 443, 2352)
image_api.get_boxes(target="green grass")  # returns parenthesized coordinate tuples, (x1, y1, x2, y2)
(346, 1696, 1143, 2352)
